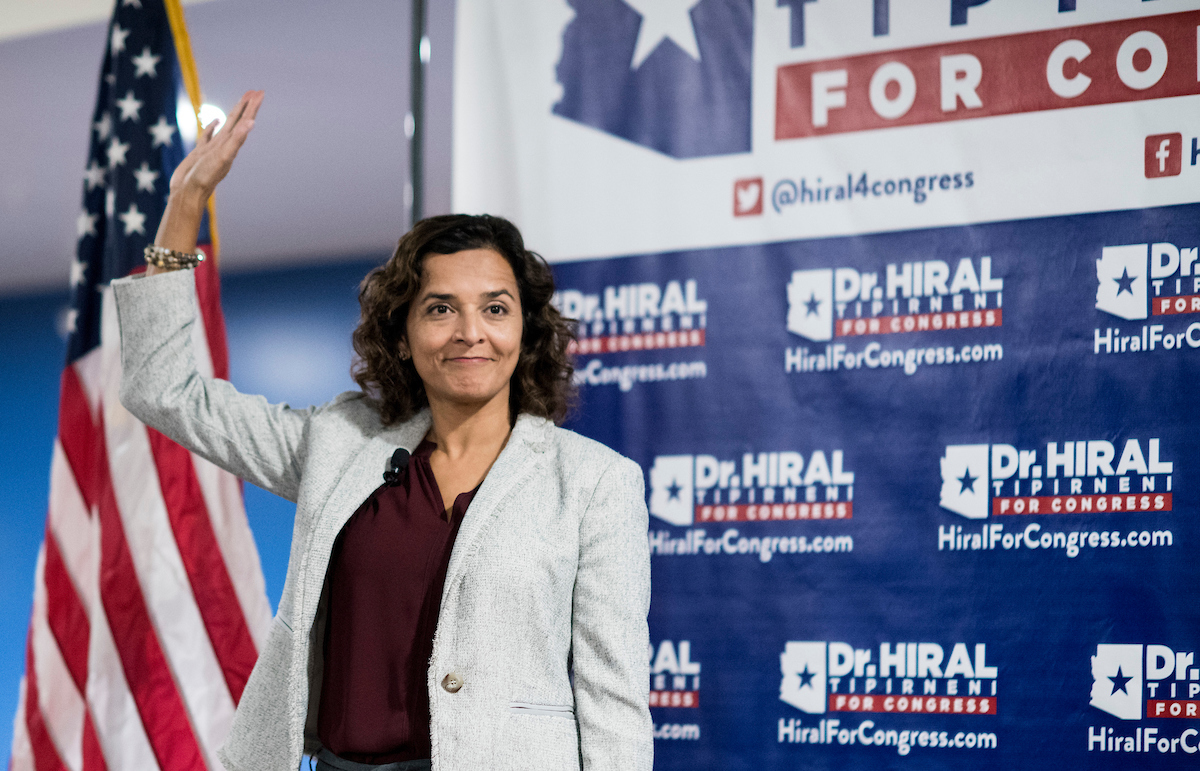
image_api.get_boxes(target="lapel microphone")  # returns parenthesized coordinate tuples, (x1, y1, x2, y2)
(382, 448, 411, 486)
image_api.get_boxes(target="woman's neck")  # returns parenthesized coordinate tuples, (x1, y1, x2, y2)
(425, 389, 512, 461)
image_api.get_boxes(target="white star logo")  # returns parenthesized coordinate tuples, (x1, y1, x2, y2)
(69, 258, 88, 287)
(83, 160, 107, 191)
(94, 112, 112, 140)
(131, 47, 160, 78)
(623, 0, 702, 69)
(106, 137, 130, 167)
(116, 90, 143, 122)
(110, 24, 130, 56)
(118, 203, 147, 236)
(148, 115, 177, 148)
(77, 210, 98, 239)
(132, 161, 159, 192)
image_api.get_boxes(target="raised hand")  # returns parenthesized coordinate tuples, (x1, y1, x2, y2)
(150, 90, 263, 268)
(170, 90, 264, 200)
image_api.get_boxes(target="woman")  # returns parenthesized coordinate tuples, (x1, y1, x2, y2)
(113, 91, 652, 771)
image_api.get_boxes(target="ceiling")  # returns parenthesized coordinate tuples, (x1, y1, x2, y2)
(0, 0, 455, 295)
(0, 0, 220, 42)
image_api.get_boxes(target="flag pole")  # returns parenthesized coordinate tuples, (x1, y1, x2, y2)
(163, 0, 221, 264)
(409, 0, 426, 227)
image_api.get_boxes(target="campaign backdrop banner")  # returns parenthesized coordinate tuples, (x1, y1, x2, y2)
(453, 1, 1200, 767)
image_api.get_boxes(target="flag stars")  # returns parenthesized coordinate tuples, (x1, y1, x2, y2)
(69, 258, 88, 288)
(110, 24, 130, 56)
(148, 116, 176, 148)
(116, 91, 144, 122)
(94, 112, 112, 141)
(131, 47, 160, 77)
(63, 309, 79, 334)
(106, 136, 130, 167)
(77, 210, 98, 239)
(132, 162, 159, 192)
(119, 203, 147, 236)
(83, 160, 107, 191)
(122, 0, 143, 7)
(105, 189, 116, 217)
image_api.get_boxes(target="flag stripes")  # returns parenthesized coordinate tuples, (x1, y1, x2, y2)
(11, 1, 270, 766)
(56, 368, 100, 512)
(30, 550, 85, 771)
(145, 428, 258, 702)
(40, 531, 89, 696)
(22, 632, 68, 771)
(95, 412, 209, 771)
(193, 249, 230, 381)
(79, 716, 106, 771)
(13, 300, 269, 771)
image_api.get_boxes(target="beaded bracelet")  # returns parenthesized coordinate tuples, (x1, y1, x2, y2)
(143, 244, 205, 270)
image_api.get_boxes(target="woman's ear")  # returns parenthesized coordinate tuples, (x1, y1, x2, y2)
(398, 339, 411, 361)
(384, 305, 406, 339)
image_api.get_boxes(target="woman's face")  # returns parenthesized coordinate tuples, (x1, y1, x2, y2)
(404, 248, 523, 411)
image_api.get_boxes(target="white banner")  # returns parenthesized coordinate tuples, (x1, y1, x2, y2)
(454, 0, 1200, 261)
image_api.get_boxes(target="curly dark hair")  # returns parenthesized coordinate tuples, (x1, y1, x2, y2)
(352, 214, 576, 426)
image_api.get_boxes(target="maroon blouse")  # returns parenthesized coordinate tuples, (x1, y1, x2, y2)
(317, 439, 477, 763)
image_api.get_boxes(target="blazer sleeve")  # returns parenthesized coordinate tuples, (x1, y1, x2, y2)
(571, 455, 653, 771)
(113, 268, 313, 502)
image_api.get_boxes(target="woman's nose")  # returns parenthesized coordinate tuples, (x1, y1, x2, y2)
(454, 310, 485, 343)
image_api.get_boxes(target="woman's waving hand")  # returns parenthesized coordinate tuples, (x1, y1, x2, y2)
(150, 89, 264, 271)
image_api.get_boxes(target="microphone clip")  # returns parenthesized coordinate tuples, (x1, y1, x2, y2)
(383, 448, 411, 486)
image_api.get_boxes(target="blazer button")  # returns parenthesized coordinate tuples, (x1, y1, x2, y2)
(441, 672, 464, 693)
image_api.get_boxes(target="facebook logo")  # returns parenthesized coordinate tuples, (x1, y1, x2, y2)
(1144, 133, 1182, 178)
(553, 0, 752, 158)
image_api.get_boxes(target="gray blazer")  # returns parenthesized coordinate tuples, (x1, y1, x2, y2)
(113, 269, 652, 771)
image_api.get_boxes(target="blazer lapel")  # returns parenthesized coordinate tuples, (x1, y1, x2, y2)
(298, 410, 432, 616)
(316, 410, 433, 535)
(442, 413, 550, 597)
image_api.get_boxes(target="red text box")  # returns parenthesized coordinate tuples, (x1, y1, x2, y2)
(829, 693, 996, 715)
(992, 493, 1172, 515)
(777, 11, 1200, 139)
(837, 309, 1001, 336)
(569, 329, 705, 355)
(696, 501, 852, 522)
(649, 690, 699, 708)
(1153, 295, 1200, 315)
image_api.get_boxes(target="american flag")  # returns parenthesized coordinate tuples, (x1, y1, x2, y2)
(10, 1, 271, 770)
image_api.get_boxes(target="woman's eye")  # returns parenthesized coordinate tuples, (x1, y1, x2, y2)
(487, 304, 506, 315)
(430, 304, 450, 314)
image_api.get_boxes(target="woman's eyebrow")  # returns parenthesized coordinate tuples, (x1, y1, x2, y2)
(417, 289, 514, 303)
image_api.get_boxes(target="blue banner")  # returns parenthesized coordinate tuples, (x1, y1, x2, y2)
(553, 203, 1200, 767)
